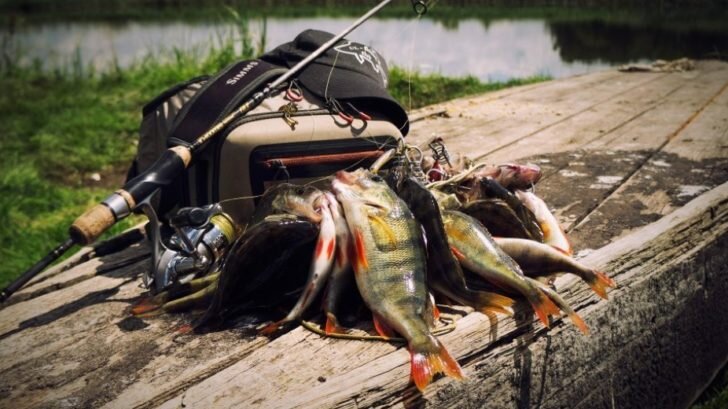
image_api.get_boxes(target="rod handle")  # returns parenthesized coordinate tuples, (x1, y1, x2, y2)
(69, 203, 116, 245)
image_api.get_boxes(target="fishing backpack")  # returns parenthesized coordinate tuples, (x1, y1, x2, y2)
(127, 30, 408, 225)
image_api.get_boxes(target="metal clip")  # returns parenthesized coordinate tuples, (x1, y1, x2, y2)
(327, 98, 354, 124)
(428, 136, 452, 168)
(285, 81, 304, 102)
(405, 145, 428, 183)
(278, 102, 299, 130)
(346, 102, 372, 122)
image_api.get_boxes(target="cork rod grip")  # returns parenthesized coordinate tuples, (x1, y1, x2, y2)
(69, 203, 116, 245)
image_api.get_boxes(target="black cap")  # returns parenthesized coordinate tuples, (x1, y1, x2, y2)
(261, 29, 409, 135)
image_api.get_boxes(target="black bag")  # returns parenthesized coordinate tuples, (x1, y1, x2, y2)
(127, 30, 408, 225)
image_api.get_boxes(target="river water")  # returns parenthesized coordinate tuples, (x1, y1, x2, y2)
(8, 13, 728, 81)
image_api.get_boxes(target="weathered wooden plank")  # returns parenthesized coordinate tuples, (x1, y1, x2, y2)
(154, 182, 727, 409)
(479, 64, 722, 164)
(2, 64, 727, 409)
(9, 244, 150, 305)
(568, 68, 728, 250)
(15, 224, 147, 296)
(407, 70, 663, 159)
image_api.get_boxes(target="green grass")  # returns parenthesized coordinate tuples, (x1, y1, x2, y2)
(0, 22, 549, 290)
(692, 364, 728, 409)
(388, 67, 549, 110)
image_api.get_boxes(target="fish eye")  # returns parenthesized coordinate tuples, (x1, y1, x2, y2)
(370, 175, 383, 182)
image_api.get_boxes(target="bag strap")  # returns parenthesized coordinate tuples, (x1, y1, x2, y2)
(168, 59, 287, 145)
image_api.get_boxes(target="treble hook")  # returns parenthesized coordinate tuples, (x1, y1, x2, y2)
(411, 0, 427, 15)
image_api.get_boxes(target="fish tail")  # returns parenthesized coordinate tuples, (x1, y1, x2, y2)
(259, 319, 286, 336)
(476, 292, 515, 317)
(487, 292, 516, 312)
(568, 311, 590, 335)
(528, 290, 561, 328)
(325, 312, 345, 335)
(410, 340, 464, 392)
(130, 294, 166, 316)
(586, 271, 616, 300)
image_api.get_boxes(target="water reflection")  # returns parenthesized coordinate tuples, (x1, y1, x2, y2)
(7, 15, 728, 81)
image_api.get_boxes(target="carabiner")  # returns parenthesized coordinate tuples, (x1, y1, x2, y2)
(327, 98, 354, 124)
(285, 81, 304, 102)
(346, 102, 372, 122)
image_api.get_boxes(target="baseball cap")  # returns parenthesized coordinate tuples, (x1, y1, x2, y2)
(261, 29, 409, 135)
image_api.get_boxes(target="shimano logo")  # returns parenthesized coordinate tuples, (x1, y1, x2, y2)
(226, 61, 259, 86)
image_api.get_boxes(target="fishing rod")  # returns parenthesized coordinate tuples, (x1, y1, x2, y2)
(0, 0, 428, 303)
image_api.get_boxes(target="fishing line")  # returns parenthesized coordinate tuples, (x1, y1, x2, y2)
(218, 193, 264, 205)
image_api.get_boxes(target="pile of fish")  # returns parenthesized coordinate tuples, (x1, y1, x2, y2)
(132, 146, 616, 392)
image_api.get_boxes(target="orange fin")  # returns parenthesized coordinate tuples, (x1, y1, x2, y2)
(588, 271, 617, 300)
(530, 291, 561, 328)
(130, 296, 163, 316)
(259, 320, 285, 336)
(410, 343, 464, 392)
(569, 311, 590, 335)
(551, 245, 571, 256)
(368, 214, 396, 245)
(477, 292, 515, 317)
(373, 314, 397, 339)
(176, 324, 194, 334)
(353, 229, 369, 273)
(325, 313, 345, 335)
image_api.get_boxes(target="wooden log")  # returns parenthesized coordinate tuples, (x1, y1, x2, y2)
(155, 182, 727, 409)
(1, 63, 726, 408)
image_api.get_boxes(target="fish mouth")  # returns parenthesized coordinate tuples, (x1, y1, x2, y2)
(501, 163, 542, 185)
(335, 170, 356, 184)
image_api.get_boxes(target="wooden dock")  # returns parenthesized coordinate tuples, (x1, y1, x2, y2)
(1, 60, 727, 409)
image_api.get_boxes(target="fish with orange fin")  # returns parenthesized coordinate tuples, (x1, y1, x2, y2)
(494, 237, 616, 299)
(261, 192, 338, 335)
(333, 169, 464, 392)
(515, 190, 572, 255)
(441, 209, 560, 328)
(526, 277, 589, 335)
(131, 273, 219, 317)
(394, 175, 515, 317)
(321, 192, 357, 335)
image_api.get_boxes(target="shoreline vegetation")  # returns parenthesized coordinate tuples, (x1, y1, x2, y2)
(0, 20, 548, 290)
(2, 1, 727, 24)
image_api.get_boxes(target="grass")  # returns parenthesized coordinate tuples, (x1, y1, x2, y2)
(692, 364, 728, 409)
(0, 15, 549, 290)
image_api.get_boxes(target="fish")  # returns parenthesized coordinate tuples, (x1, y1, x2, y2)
(441, 210, 560, 327)
(463, 198, 540, 241)
(260, 192, 338, 335)
(394, 175, 515, 316)
(430, 189, 462, 211)
(333, 169, 464, 392)
(494, 163, 542, 190)
(322, 192, 357, 334)
(515, 190, 572, 255)
(195, 187, 321, 330)
(494, 237, 616, 299)
(526, 277, 589, 335)
(250, 183, 323, 227)
(131, 273, 219, 316)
